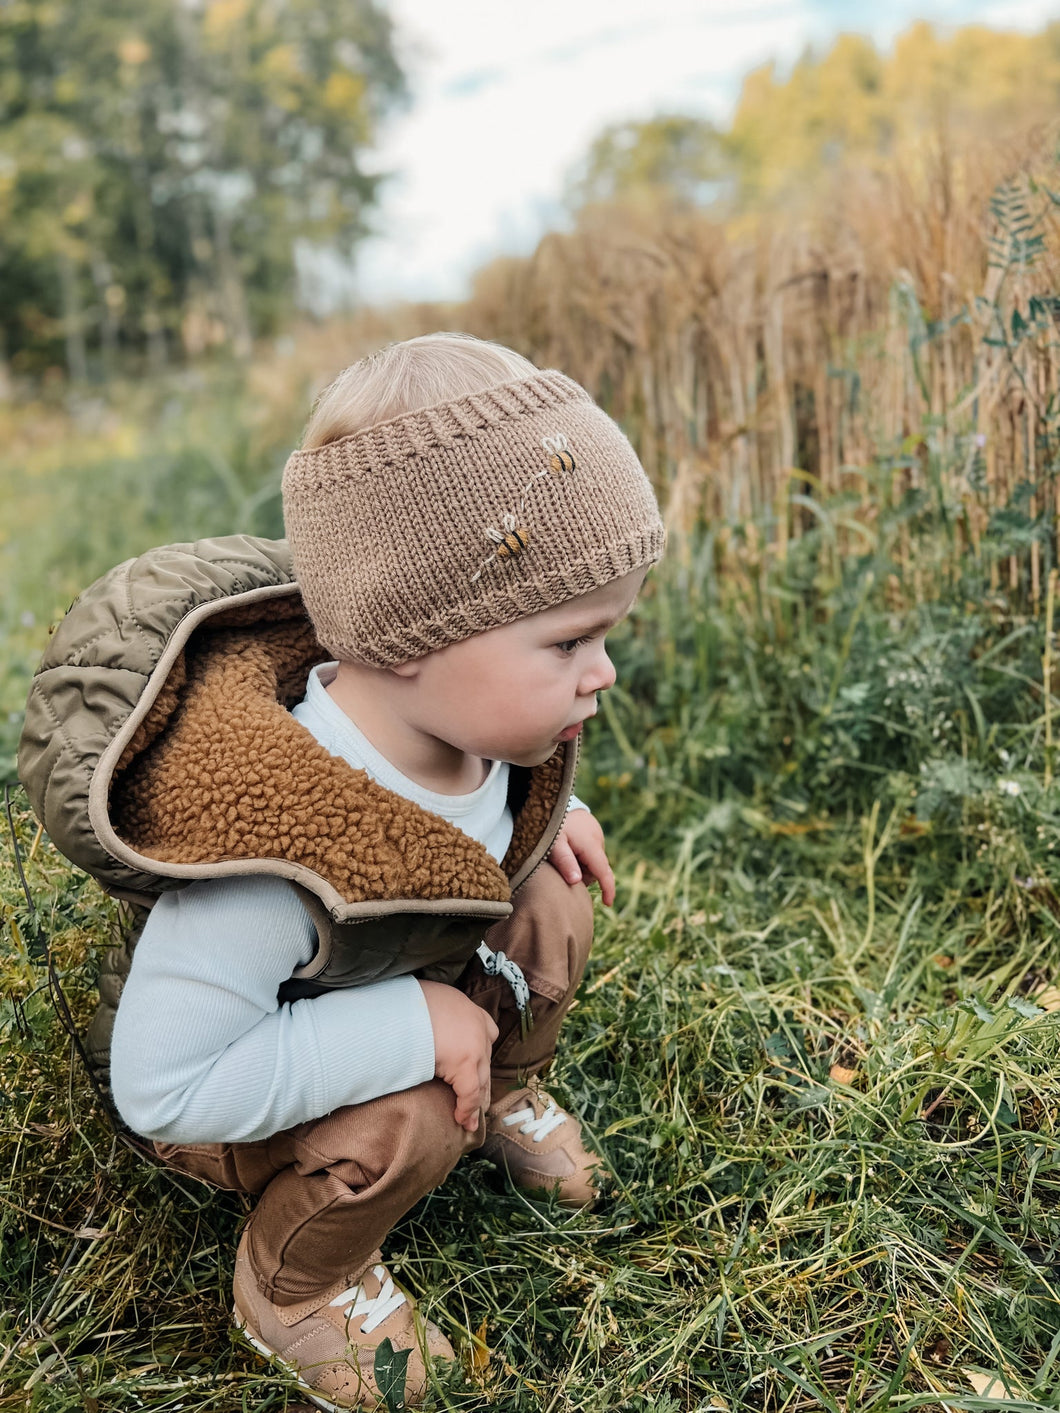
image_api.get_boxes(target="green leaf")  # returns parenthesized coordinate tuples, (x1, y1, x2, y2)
(962, 997, 995, 1024)
(838, 682, 871, 707)
(1007, 996, 1043, 1019)
(374, 1337, 412, 1413)
(763, 1030, 794, 1065)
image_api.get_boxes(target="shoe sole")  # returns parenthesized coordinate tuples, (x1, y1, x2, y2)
(233, 1306, 371, 1413)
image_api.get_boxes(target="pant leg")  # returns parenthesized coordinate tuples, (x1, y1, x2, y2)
(246, 1080, 480, 1307)
(154, 1078, 480, 1308)
(458, 862, 594, 1089)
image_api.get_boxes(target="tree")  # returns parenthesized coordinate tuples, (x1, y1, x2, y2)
(565, 22, 1060, 217)
(728, 22, 1060, 203)
(565, 115, 733, 211)
(0, 0, 406, 376)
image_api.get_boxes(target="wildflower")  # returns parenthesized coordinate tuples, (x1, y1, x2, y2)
(998, 779, 1021, 797)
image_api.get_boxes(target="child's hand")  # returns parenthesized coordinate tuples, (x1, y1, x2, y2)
(548, 809, 616, 906)
(417, 980, 498, 1132)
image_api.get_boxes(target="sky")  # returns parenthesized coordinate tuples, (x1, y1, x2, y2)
(332, 0, 1060, 307)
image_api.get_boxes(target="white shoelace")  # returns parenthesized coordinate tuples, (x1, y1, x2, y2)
(502, 1100, 568, 1143)
(329, 1265, 407, 1335)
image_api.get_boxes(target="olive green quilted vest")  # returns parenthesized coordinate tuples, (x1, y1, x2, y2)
(18, 536, 576, 1087)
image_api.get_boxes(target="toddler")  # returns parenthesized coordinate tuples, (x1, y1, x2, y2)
(92, 334, 663, 1408)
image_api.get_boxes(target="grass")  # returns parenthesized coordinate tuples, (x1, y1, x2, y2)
(5, 476, 1060, 1409)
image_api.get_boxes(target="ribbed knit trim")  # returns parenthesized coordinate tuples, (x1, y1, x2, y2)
(283, 371, 589, 487)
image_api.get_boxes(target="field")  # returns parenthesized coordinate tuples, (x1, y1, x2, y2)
(5, 148, 1060, 1409)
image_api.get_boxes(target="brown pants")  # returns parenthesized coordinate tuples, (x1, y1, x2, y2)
(152, 864, 593, 1308)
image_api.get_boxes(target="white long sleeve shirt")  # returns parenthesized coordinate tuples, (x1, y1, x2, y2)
(110, 664, 584, 1145)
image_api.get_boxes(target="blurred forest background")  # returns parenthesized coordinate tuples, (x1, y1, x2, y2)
(8, 5, 1060, 1412)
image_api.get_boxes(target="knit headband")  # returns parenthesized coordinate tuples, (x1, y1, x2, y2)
(282, 369, 665, 667)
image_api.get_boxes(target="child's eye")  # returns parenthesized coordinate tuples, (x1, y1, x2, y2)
(556, 635, 593, 654)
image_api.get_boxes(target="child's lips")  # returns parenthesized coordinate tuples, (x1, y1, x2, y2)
(556, 721, 585, 742)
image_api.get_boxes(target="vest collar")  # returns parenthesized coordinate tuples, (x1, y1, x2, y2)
(101, 613, 577, 922)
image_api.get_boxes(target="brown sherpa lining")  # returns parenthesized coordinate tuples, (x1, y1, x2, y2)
(500, 749, 564, 879)
(112, 619, 523, 905)
(114, 599, 310, 777)
(115, 653, 189, 777)
(209, 598, 308, 631)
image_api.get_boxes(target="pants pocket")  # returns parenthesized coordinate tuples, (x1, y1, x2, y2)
(152, 1138, 274, 1193)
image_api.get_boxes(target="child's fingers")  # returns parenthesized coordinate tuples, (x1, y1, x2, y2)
(548, 834, 584, 886)
(478, 1052, 492, 1123)
(420, 980, 497, 1131)
(591, 848, 616, 905)
(450, 1051, 492, 1132)
(573, 839, 616, 906)
(451, 1069, 480, 1130)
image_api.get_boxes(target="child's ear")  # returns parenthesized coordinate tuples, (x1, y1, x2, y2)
(389, 659, 421, 680)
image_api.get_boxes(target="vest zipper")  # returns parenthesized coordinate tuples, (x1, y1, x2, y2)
(510, 734, 581, 896)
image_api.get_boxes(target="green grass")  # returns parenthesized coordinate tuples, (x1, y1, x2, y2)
(4, 372, 1060, 1409)
(6, 770, 1060, 1410)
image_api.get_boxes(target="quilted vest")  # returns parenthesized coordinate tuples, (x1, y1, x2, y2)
(18, 536, 577, 1085)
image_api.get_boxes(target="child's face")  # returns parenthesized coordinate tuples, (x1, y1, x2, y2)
(395, 568, 647, 768)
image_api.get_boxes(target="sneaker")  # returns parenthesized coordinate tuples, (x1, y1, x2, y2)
(232, 1229, 453, 1410)
(480, 1086, 602, 1208)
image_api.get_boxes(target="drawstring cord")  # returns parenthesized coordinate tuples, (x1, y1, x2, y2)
(476, 941, 533, 1039)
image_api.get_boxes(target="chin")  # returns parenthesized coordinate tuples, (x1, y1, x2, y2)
(504, 744, 562, 768)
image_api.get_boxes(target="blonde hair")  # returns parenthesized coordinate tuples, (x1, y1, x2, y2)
(301, 332, 538, 450)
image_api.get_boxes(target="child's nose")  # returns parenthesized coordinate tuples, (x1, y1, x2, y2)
(581, 646, 616, 695)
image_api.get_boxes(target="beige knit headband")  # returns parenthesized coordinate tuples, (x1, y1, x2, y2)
(282, 370, 665, 667)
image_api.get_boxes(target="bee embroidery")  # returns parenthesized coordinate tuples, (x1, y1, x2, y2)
(487, 512, 530, 560)
(542, 433, 576, 475)
(469, 437, 576, 584)
(470, 512, 530, 581)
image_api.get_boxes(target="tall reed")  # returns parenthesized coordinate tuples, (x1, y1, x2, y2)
(460, 127, 1060, 609)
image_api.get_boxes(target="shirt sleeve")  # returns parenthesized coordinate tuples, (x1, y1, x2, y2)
(567, 793, 589, 813)
(109, 875, 437, 1144)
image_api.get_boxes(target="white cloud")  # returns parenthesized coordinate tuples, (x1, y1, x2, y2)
(356, 0, 813, 302)
(970, 0, 1060, 26)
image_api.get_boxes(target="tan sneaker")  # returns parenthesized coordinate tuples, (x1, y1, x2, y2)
(480, 1086, 602, 1208)
(232, 1229, 453, 1410)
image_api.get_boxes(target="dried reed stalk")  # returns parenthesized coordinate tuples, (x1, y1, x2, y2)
(459, 128, 1060, 609)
